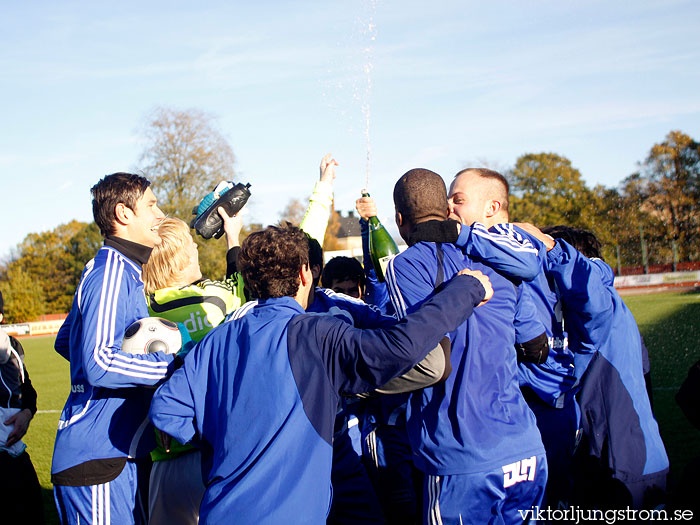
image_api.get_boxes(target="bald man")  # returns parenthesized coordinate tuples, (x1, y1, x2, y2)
(447, 168, 510, 226)
(447, 168, 586, 509)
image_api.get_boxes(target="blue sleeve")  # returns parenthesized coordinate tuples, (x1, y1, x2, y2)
(455, 222, 543, 281)
(54, 310, 72, 361)
(514, 283, 546, 344)
(360, 219, 393, 313)
(546, 240, 613, 377)
(304, 274, 485, 395)
(77, 267, 175, 388)
(150, 349, 201, 445)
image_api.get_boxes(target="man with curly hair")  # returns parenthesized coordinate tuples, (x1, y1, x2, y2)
(150, 223, 493, 524)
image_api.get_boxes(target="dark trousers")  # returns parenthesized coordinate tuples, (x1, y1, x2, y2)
(0, 450, 45, 524)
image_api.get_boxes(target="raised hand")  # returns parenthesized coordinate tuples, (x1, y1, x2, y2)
(319, 153, 338, 183)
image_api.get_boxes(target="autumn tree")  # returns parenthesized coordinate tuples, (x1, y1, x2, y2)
(630, 130, 700, 261)
(138, 107, 236, 220)
(322, 209, 342, 252)
(507, 153, 595, 230)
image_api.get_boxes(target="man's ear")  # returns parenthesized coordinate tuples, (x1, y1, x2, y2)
(395, 210, 403, 227)
(311, 264, 321, 281)
(484, 199, 502, 219)
(114, 202, 132, 225)
(300, 264, 313, 287)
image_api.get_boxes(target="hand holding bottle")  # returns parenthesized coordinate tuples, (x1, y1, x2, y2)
(355, 194, 378, 220)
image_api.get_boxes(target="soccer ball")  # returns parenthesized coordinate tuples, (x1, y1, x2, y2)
(122, 317, 182, 355)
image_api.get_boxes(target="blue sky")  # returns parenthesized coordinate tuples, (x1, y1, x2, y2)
(1, 0, 699, 260)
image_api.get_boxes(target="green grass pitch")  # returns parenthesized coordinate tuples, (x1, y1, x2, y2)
(17, 289, 700, 521)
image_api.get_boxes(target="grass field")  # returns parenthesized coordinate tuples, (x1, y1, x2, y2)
(16, 289, 700, 522)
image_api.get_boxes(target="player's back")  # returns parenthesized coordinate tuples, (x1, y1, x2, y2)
(576, 259, 668, 478)
(194, 297, 336, 524)
(387, 242, 544, 476)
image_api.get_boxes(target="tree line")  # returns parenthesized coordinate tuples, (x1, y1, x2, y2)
(0, 106, 697, 322)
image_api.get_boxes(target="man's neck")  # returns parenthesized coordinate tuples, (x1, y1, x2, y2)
(416, 214, 447, 224)
(482, 212, 509, 229)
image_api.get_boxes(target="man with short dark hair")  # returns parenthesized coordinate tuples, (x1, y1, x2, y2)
(387, 168, 548, 524)
(52, 173, 178, 525)
(150, 223, 493, 524)
(322, 256, 366, 299)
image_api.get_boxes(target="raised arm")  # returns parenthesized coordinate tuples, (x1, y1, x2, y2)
(408, 220, 543, 281)
(305, 269, 491, 395)
(299, 153, 337, 243)
(356, 195, 393, 312)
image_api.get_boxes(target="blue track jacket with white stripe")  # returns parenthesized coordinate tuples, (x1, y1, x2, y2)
(546, 240, 669, 478)
(52, 244, 176, 481)
(363, 222, 543, 426)
(386, 239, 546, 476)
(149, 274, 485, 524)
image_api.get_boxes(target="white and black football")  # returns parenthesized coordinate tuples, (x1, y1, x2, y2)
(122, 317, 182, 355)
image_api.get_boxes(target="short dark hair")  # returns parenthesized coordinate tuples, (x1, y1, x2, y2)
(393, 169, 448, 224)
(322, 256, 365, 291)
(239, 223, 310, 299)
(91, 173, 151, 237)
(542, 225, 603, 260)
(455, 168, 510, 214)
(307, 236, 324, 287)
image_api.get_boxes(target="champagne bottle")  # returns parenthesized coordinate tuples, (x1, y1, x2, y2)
(362, 191, 400, 282)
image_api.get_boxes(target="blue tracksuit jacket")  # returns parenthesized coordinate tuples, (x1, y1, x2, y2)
(149, 274, 484, 524)
(546, 240, 669, 481)
(52, 244, 175, 481)
(386, 240, 545, 476)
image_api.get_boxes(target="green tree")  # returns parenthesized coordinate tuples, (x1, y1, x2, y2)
(0, 266, 46, 323)
(138, 107, 236, 220)
(9, 220, 91, 313)
(65, 222, 103, 285)
(508, 153, 595, 229)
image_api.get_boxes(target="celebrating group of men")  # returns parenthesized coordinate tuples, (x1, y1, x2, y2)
(47, 160, 668, 524)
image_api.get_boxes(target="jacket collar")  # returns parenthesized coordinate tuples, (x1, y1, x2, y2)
(257, 296, 306, 314)
(104, 236, 153, 267)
